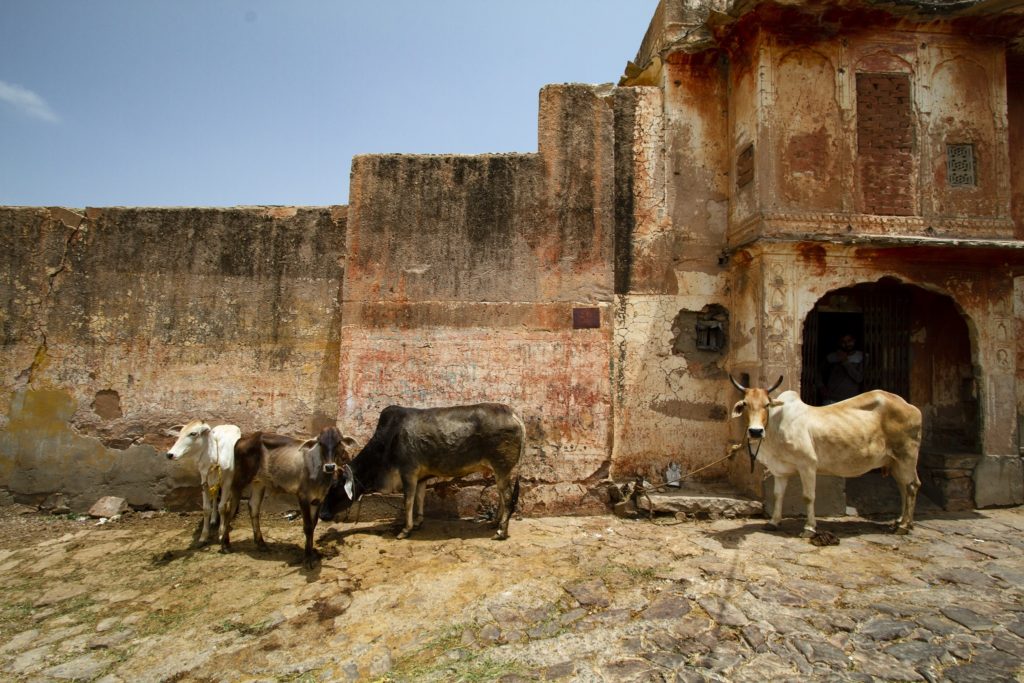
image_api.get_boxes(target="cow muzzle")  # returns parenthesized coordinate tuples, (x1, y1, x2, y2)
(322, 463, 337, 475)
(165, 452, 176, 460)
(747, 427, 765, 440)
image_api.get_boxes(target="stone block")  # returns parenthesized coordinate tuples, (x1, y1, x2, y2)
(88, 496, 128, 518)
(637, 491, 763, 519)
(974, 455, 1024, 508)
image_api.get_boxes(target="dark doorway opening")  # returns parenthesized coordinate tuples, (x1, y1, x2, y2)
(801, 279, 911, 406)
(800, 279, 979, 512)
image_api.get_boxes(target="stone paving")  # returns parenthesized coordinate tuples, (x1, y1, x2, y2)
(0, 502, 1022, 681)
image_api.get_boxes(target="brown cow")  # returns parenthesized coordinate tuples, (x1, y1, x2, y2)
(222, 426, 356, 567)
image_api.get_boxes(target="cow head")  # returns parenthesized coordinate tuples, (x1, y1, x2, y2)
(303, 425, 357, 482)
(165, 420, 210, 460)
(730, 375, 784, 441)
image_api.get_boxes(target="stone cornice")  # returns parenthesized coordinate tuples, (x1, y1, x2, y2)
(728, 211, 1017, 249)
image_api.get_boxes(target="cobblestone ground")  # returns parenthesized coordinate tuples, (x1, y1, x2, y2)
(0, 502, 1022, 682)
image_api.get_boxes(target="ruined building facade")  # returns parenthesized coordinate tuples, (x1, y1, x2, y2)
(1, 0, 1022, 514)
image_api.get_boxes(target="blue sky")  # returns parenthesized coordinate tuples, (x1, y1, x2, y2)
(0, 1, 658, 207)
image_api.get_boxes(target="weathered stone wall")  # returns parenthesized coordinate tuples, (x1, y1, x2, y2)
(611, 53, 736, 485)
(340, 85, 619, 514)
(0, 206, 346, 510)
(727, 20, 1015, 247)
(725, 242, 1020, 507)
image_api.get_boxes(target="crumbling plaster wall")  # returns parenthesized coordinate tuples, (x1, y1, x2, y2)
(729, 25, 1014, 247)
(0, 206, 346, 510)
(611, 50, 735, 485)
(340, 85, 621, 515)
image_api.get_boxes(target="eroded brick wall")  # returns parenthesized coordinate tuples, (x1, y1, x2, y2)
(856, 73, 915, 216)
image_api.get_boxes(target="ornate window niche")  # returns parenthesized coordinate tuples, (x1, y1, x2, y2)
(946, 143, 977, 187)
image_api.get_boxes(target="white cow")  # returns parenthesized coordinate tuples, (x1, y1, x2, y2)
(730, 376, 922, 537)
(165, 420, 243, 546)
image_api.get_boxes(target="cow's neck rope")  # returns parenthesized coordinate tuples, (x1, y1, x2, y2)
(634, 449, 740, 496)
(747, 436, 763, 462)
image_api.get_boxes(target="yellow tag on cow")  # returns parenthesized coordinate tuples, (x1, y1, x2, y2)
(207, 464, 222, 496)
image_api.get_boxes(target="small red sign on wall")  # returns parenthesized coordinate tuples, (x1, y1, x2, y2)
(573, 307, 600, 329)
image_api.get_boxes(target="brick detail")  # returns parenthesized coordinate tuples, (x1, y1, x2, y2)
(856, 73, 915, 216)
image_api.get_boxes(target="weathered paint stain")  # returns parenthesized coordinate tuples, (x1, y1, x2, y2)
(798, 243, 828, 276)
(650, 400, 728, 422)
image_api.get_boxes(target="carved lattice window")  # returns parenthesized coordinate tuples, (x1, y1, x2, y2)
(946, 144, 976, 187)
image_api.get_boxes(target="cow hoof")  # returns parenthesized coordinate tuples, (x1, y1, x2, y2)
(396, 530, 410, 540)
(893, 526, 910, 536)
(492, 533, 508, 541)
(799, 529, 816, 539)
(764, 522, 779, 531)
(219, 545, 232, 554)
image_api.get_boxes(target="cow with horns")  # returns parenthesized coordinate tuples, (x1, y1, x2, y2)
(729, 375, 922, 536)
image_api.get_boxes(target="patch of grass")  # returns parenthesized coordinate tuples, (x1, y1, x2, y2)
(0, 600, 35, 635)
(624, 565, 659, 582)
(214, 618, 277, 637)
(377, 624, 529, 682)
(591, 560, 665, 588)
(138, 607, 192, 637)
(52, 594, 95, 619)
(381, 653, 527, 683)
(275, 671, 318, 683)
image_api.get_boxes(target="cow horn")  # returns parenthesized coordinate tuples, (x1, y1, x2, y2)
(729, 375, 747, 393)
(767, 376, 784, 394)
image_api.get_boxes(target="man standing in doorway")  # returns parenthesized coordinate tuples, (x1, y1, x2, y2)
(824, 333, 864, 404)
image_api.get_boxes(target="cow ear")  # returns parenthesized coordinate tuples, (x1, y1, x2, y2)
(199, 424, 211, 435)
(769, 399, 784, 408)
(305, 443, 323, 480)
(166, 425, 185, 437)
(341, 435, 357, 451)
(731, 400, 746, 418)
(301, 438, 318, 451)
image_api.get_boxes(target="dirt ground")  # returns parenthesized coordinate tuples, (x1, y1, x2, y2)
(2, 499, 1024, 682)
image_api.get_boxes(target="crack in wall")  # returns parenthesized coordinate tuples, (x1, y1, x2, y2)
(24, 211, 87, 386)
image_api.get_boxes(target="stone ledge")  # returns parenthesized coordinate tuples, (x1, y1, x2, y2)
(629, 489, 764, 519)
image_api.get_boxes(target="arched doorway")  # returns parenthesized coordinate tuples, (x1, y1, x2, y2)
(801, 278, 980, 510)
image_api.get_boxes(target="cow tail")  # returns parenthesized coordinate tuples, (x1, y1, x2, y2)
(510, 476, 521, 516)
(510, 409, 527, 516)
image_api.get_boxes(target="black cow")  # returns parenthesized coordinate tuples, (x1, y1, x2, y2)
(319, 403, 525, 540)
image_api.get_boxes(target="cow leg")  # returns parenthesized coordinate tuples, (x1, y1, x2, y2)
(796, 466, 817, 538)
(397, 472, 418, 539)
(889, 458, 921, 534)
(249, 483, 268, 550)
(216, 468, 235, 548)
(413, 480, 427, 530)
(300, 498, 319, 569)
(766, 474, 789, 530)
(493, 474, 512, 541)
(197, 471, 213, 547)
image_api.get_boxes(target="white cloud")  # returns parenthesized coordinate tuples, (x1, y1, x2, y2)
(0, 80, 59, 123)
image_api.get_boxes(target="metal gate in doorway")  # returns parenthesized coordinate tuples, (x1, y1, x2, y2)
(801, 283, 911, 404)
